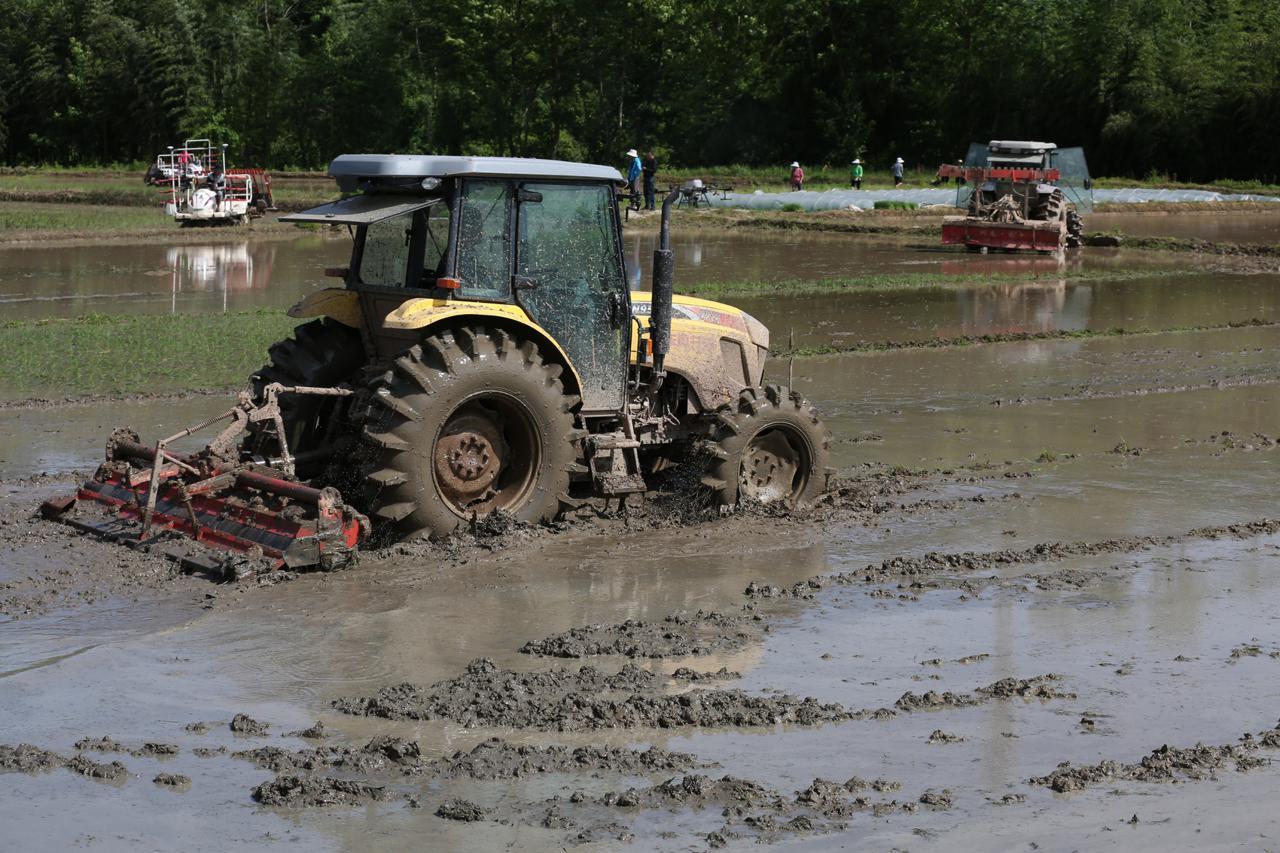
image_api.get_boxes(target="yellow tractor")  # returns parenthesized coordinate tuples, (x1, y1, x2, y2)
(44, 156, 830, 571)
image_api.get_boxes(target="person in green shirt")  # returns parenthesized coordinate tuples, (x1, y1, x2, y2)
(850, 159, 863, 189)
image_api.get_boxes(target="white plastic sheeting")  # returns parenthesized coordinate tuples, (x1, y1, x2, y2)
(1094, 188, 1280, 204)
(703, 187, 1280, 212)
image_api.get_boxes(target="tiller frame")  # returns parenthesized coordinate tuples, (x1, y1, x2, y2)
(40, 384, 369, 576)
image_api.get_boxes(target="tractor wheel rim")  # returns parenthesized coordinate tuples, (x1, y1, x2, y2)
(433, 396, 540, 517)
(740, 426, 808, 503)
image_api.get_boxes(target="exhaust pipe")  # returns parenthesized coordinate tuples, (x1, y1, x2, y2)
(650, 187, 681, 380)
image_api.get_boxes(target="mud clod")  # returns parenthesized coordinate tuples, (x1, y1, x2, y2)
(919, 788, 953, 808)
(333, 658, 851, 731)
(73, 736, 123, 753)
(519, 611, 754, 659)
(153, 773, 191, 789)
(671, 666, 741, 682)
(428, 738, 702, 780)
(435, 798, 488, 821)
(541, 804, 576, 829)
(895, 690, 979, 711)
(66, 754, 128, 781)
(287, 721, 329, 739)
(130, 743, 179, 758)
(928, 730, 965, 744)
(230, 714, 269, 736)
(977, 674, 1075, 701)
(235, 735, 423, 775)
(745, 579, 823, 600)
(251, 774, 391, 807)
(193, 747, 227, 758)
(0, 743, 65, 773)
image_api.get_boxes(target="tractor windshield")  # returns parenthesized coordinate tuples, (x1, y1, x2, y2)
(357, 202, 451, 289)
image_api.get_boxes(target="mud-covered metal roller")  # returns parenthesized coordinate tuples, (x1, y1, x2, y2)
(39, 386, 369, 576)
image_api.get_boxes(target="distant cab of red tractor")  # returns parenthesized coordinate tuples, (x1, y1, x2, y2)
(938, 140, 1092, 253)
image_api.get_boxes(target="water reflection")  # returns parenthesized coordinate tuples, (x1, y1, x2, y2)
(164, 243, 274, 312)
(0, 235, 344, 319)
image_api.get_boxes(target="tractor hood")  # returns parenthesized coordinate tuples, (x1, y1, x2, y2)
(630, 292, 769, 350)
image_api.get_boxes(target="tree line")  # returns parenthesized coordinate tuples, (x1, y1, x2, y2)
(1, 0, 1277, 181)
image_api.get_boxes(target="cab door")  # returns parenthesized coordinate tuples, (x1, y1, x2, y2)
(514, 182, 628, 413)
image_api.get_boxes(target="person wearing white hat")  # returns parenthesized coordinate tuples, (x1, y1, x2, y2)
(625, 149, 642, 210)
(892, 156, 905, 186)
(789, 161, 804, 191)
(850, 158, 863, 189)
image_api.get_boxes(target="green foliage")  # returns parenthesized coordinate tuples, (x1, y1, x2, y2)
(1, 0, 1278, 181)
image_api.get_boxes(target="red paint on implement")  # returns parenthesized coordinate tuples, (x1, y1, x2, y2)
(941, 220, 1065, 252)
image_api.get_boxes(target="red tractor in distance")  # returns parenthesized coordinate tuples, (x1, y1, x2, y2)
(938, 140, 1091, 253)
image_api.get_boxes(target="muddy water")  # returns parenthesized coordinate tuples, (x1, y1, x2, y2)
(0, 235, 348, 320)
(0, 396, 229, 479)
(736, 271, 1280, 351)
(1092, 209, 1280, 242)
(4, 312, 1280, 850)
(5, 226, 1280, 403)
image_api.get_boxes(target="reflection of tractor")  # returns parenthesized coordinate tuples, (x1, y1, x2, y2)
(156, 139, 275, 225)
(939, 141, 1091, 253)
(43, 156, 830, 573)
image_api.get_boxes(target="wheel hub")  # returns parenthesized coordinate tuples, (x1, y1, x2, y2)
(739, 428, 802, 503)
(434, 411, 507, 507)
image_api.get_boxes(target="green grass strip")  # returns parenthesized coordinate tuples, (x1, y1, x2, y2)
(0, 311, 300, 397)
(0, 202, 168, 231)
(678, 267, 1194, 298)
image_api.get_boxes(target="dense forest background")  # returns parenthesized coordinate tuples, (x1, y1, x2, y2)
(1, 0, 1277, 180)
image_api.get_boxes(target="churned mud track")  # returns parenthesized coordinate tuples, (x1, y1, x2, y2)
(0, 452, 1027, 624)
(737, 517, 1280, 605)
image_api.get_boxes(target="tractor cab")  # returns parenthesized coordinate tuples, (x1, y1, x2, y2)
(283, 156, 631, 413)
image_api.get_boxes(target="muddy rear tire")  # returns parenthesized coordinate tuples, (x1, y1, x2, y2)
(356, 325, 580, 540)
(1065, 209, 1084, 248)
(252, 319, 365, 469)
(700, 385, 831, 507)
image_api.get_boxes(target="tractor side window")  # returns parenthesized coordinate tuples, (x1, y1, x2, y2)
(357, 204, 451, 289)
(359, 212, 412, 288)
(455, 179, 513, 300)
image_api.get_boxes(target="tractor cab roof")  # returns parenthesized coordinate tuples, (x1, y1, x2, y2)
(328, 154, 624, 192)
(988, 140, 1057, 155)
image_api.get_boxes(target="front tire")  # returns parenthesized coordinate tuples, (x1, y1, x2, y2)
(701, 385, 831, 507)
(357, 325, 580, 539)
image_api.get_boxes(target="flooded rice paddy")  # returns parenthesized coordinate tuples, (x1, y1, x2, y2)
(1, 214, 1279, 851)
